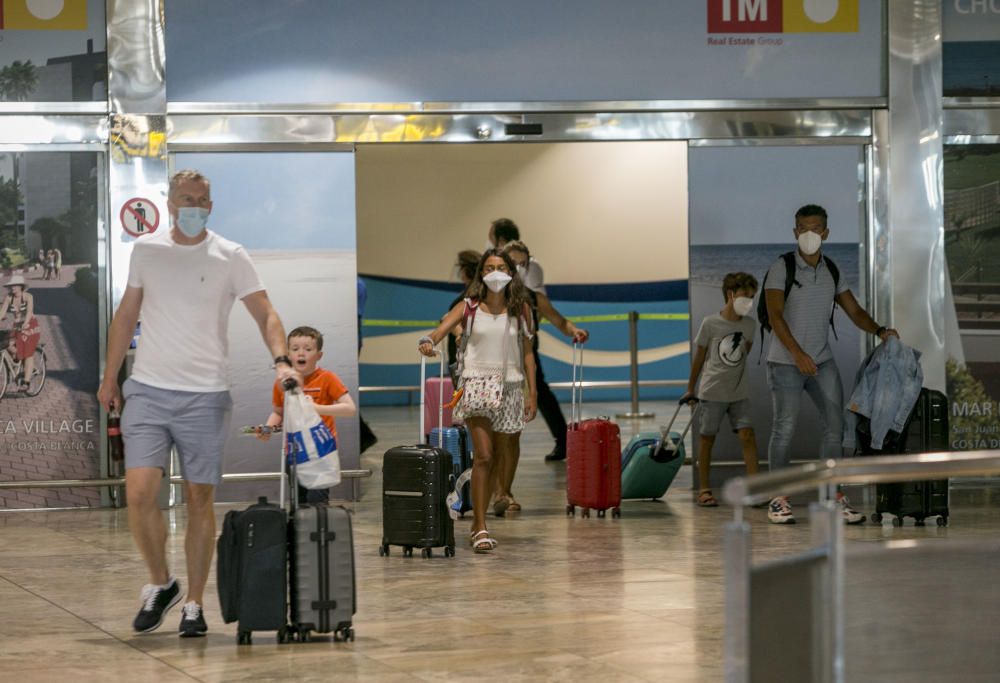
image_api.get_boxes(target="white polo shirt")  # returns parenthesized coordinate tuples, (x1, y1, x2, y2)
(127, 229, 264, 392)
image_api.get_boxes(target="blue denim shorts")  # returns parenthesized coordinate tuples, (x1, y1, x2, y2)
(121, 378, 233, 485)
(698, 398, 754, 436)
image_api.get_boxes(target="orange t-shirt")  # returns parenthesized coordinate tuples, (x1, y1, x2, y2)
(272, 368, 348, 436)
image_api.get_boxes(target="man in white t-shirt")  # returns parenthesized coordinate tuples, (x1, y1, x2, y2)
(97, 170, 296, 638)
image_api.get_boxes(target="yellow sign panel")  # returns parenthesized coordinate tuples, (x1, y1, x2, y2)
(783, 0, 858, 34)
(2, 0, 88, 31)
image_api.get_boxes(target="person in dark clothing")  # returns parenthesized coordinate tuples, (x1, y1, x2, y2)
(357, 277, 378, 454)
(502, 241, 588, 462)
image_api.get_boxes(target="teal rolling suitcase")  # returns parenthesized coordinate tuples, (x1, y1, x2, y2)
(620, 401, 692, 500)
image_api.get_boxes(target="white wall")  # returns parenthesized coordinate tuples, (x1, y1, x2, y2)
(356, 142, 688, 284)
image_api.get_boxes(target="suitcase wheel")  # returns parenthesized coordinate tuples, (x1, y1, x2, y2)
(937, 516, 948, 527)
(334, 626, 355, 642)
(582, 508, 590, 519)
(404, 546, 414, 557)
(378, 544, 389, 557)
(612, 507, 621, 519)
(444, 545, 455, 557)
(597, 509, 606, 518)
(915, 518, 926, 527)
(891, 516, 902, 527)
(566, 504, 575, 517)
(421, 547, 432, 559)
(237, 630, 252, 645)
(870, 512, 882, 524)
(277, 625, 292, 644)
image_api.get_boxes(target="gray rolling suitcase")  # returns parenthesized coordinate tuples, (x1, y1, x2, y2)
(282, 380, 357, 642)
(289, 504, 356, 642)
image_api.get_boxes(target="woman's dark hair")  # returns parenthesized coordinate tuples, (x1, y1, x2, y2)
(465, 248, 531, 319)
(455, 249, 481, 282)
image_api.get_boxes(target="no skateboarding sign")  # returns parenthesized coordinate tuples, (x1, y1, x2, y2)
(120, 198, 160, 237)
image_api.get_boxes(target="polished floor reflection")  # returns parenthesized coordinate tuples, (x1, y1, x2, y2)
(1, 400, 998, 682)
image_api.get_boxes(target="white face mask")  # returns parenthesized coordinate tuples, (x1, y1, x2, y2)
(176, 207, 210, 237)
(797, 231, 823, 256)
(733, 296, 754, 317)
(483, 271, 512, 293)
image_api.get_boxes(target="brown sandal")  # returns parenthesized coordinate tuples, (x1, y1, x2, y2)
(697, 490, 719, 507)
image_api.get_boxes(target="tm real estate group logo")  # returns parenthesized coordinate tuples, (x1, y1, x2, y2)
(708, 0, 858, 45)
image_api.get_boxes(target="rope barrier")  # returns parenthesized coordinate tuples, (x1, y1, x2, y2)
(363, 312, 689, 327)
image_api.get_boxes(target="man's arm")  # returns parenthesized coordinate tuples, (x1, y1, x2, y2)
(535, 292, 588, 343)
(96, 286, 143, 410)
(242, 290, 296, 382)
(835, 290, 899, 342)
(765, 289, 817, 376)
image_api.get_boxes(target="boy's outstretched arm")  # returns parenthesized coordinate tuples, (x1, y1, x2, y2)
(255, 408, 283, 442)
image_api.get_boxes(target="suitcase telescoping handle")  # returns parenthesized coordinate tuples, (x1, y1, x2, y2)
(654, 396, 697, 463)
(280, 376, 299, 513)
(570, 341, 584, 427)
(419, 346, 447, 445)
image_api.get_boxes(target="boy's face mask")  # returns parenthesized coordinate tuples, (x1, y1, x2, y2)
(733, 296, 754, 317)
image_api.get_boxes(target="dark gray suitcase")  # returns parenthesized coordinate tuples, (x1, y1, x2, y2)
(216, 497, 292, 645)
(380, 445, 456, 558)
(289, 504, 356, 642)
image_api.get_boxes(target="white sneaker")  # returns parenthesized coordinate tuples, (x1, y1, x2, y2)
(837, 494, 866, 525)
(768, 497, 795, 524)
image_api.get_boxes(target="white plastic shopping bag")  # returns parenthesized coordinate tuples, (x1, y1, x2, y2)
(284, 387, 341, 489)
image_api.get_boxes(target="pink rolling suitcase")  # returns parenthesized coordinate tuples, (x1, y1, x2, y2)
(423, 376, 454, 438)
(565, 343, 622, 518)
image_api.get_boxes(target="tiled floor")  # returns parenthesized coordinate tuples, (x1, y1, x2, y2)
(1, 400, 998, 682)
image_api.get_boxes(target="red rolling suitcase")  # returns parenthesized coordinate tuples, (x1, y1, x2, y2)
(565, 342, 622, 518)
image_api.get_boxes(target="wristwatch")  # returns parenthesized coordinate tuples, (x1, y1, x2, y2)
(273, 355, 292, 368)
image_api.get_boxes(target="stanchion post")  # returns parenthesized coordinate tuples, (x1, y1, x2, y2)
(616, 310, 653, 419)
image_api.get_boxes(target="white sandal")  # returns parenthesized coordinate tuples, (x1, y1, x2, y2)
(469, 529, 496, 553)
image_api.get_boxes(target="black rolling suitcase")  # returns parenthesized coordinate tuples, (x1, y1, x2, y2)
(379, 353, 457, 558)
(216, 497, 292, 644)
(380, 445, 456, 557)
(858, 388, 950, 526)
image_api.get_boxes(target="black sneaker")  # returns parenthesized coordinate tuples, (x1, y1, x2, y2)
(544, 447, 566, 462)
(133, 579, 182, 633)
(178, 601, 208, 638)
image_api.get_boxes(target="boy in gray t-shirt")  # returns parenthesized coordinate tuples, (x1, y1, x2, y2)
(682, 272, 760, 507)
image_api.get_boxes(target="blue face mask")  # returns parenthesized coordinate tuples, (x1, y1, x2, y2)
(175, 207, 210, 237)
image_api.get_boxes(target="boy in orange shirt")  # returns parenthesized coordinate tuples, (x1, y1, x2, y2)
(257, 326, 356, 504)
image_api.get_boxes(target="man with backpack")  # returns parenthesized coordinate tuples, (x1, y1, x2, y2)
(760, 204, 897, 524)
